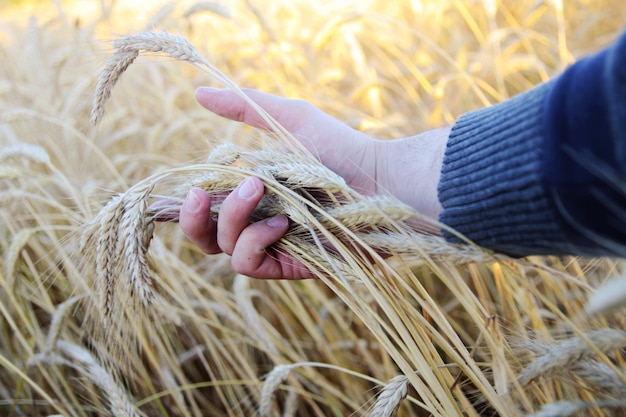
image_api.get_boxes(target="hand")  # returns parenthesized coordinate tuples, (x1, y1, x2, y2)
(179, 87, 449, 279)
(180, 177, 314, 279)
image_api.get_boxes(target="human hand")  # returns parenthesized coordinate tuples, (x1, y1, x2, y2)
(180, 177, 314, 279)
(179, 88, 449, 279)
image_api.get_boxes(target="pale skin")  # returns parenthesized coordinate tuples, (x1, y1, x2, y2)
(179, 87, 450, 279)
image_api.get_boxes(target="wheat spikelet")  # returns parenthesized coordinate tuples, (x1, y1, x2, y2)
(282, 390, 299, 417)
(183, 1, 233, 19)
(527, 400, 626, 417)
(570, 361, 626, 396)
(0, 107, 38, 123)
(142, 2, 177, 31)
(585, 274, 626, 315)
(319, 195, 414, 230)
(42, 296, 87, 357)
(517, 329, 626, 386)
(111, 31, 204, 65)
(233, 274, 279, 356)
(260, 364, 294, 417)
(5, 229, 34, 288)
(0, 142, 51, 165)
(0, 165, 20, 179)
(369, 375, 410, 417)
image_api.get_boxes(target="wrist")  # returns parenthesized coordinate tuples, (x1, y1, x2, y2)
(376, 127, 449, 222)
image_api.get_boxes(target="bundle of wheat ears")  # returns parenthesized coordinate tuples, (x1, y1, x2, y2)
(37, 31, 625, 416)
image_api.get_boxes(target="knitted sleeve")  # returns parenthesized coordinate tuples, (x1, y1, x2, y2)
(438, 31, 626, 257)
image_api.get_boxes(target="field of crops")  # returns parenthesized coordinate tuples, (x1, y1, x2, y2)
(1, 0, 626, 416)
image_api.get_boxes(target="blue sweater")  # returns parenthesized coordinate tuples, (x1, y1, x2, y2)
(438, 30, 626, 257)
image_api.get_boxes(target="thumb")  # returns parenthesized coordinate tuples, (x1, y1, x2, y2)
(195, 87, 313, 132)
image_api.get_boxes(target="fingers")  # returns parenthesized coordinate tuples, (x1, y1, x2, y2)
(195, 87, 312, 132)
(230, 216, 290, 279)
(180, 178, 313, 279)
(179, 188, 220, 254)
(216, 177, 265, 255)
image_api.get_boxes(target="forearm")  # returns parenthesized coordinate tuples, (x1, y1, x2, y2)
(438, 31, 626, 257)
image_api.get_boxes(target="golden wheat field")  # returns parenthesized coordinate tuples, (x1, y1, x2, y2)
(2, 0, 626, 416)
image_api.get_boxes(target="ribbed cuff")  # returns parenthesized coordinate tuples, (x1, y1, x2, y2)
(438, 81, 568, 256)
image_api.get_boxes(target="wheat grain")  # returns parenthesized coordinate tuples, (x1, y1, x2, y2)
(369, 375, 409, 417)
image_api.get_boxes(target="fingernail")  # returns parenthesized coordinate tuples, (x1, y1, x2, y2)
(237, 177, 258, 200)
(184, 188, 203, 214)
(267, 216, 288, 228)
(196, 86, 221, 94)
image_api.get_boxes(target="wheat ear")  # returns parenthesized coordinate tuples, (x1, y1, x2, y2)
(369, 375, 410, 417)
(516, 329, 626, 386)
(233, 274, 279, 356)
(526, 400, 626, 417)
(91, 32, 203, 126)
(183, 1, 233, 19)
(585, 274, 626, 315)
(29, 341, 143, 417)
(260, 364, 294, 417)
